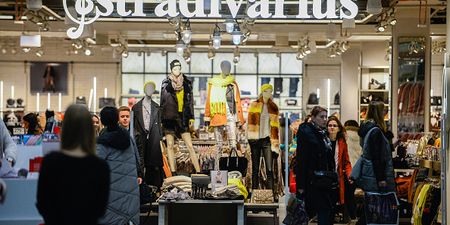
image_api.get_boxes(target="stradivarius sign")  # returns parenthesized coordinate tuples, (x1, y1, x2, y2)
(64, 0, 359, 39)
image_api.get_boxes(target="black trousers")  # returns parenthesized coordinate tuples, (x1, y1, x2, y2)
(144, 165, 164, 188)
(249, 137, 273, 190)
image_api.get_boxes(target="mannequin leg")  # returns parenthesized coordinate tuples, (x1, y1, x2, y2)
(181, 132, 201, 173)
(165, 134, 177, 173)
(249, 139, 262, 190)
(261, 138, 275, 199)
(214, 126, 225, 171)
(225, 113, 237, 150)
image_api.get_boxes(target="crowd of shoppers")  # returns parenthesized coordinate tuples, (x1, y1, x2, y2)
(295, 101, 395, 225)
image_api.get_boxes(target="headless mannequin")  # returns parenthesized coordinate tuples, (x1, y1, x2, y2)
(164, 64, 201, 173)
(249, 88, 275, 191)
(212, 61, 240, 170)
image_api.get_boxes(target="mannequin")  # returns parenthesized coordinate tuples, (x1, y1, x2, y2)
(247, 84, 280, 197)
(161, 60, 200, 173)
(132, 81, 164, 188)
(205, 60, 245, 170)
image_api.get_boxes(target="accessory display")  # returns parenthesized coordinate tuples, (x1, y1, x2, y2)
(285, 99, 297, 106)
(307, 93, 319, 105)
(369, 78, 386, 90)
(219, 148, 248, 176)
(75, 96, 86, 105)
(6, 99, 15, 108)
(16, 98, 25, 108)
(208, 75, 235, 116)
(191, 174, 210, 199)
(250, 189, 274, 204)
(334, 92, 340, 105)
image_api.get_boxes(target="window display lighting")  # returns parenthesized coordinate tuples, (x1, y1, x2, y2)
(231, 23, 242, 45)
(224, 18, 235, 33)
(1, 48, 6, 54)
(35, 49, 44, 57)
(212, 24, 221, 49)
(181, 19, 192, 44)
(84, 48, 92, 56)
(22, 47, 31, 53)
(122, 51, 129, 58)
(11, 48, 17, 54)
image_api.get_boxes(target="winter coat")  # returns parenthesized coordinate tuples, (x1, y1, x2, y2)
(97, 126, 140, 225)
(351, 121, 395, 192)
(132, 98, 163, 173)
(160, 75, 194, 128)
(247, 97, 280, 153)
(345, 126, 362, 166)
(204, 81, 245, 127)
(0, 121, 17, 164)
(295, 122, 336, 214)
(335, 138, 352, 205)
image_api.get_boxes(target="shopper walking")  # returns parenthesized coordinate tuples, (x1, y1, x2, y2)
(23, 113, 43, 135)
(36, 104, 110, 225)
(296, 106, 337, 225)
(118, 106, 131, 130)
(97, 106, 140, 225)
(327, 116, 355, 223)
(352, 101, 395, 225)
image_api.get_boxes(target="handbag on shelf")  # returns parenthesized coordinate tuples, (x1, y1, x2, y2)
(251, 189, 274, 204)
(219, 148, 248, 176)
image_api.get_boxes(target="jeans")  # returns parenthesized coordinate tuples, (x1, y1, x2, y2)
(261, 77, 271, 85)
(249, 137, 273, 190)
(213, 113, 237, 170)
(289, 78, 300, 97)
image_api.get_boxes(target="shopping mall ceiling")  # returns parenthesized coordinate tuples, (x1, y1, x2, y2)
(0, 0, 447, 53)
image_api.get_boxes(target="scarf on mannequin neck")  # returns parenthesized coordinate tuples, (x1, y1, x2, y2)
(169, 73, 184, 91)
(208, 74, 235, 116)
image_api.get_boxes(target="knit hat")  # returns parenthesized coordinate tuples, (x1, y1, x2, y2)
(100, 106, 119, 128)
(170, 60, 182, 70)
(261, 84, 273, 94)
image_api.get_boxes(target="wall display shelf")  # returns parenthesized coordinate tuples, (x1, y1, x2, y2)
(359, 68, 391, 123)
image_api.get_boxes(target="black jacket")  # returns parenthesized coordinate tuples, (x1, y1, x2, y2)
(295, 122, 335, 212)
(132, 98, 163, 174)
(358, 121, 390, 182)
(160, 75, 194, 128)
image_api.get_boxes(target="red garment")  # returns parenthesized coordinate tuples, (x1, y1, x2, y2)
(337, 138, 352, 204)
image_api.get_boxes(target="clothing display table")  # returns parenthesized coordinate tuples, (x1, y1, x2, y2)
(158, 199, 244, 225)
(244, 203, 279, 225)
(0, 179, 43, 225)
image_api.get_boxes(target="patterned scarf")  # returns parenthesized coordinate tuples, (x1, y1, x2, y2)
(209, 74, 235, 116)
(169, 73, 184, 91)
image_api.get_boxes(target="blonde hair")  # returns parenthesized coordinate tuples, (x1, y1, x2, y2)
(365, 101, 386, 132)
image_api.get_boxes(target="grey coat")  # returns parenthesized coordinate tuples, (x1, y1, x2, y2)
(97, 127, 140, 225)
(0, 121, 17, 164)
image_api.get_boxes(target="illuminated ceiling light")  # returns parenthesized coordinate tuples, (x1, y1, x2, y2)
(122, 51, 129, 58)
(73, 49, 79, 55)
(22, 47, 31, 53)
(389, 18, 397, 26)
(182, 20, 192, 44)
(35, 49, 43, 57)
(1, 48, 6, 54)
(175, 39, 185, 56)
(84, 48, 92, 56)
(376, 23, 386, 32)
(233, 46, 240, 64)
(224, 18, 235, 33)
(296, 52, 305, 60)
(231, 24, 242, 45)
(11, 48, 17, 54)
(212, 24, 221, 49)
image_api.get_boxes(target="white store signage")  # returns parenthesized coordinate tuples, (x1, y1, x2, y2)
(64, 0, 359, 39)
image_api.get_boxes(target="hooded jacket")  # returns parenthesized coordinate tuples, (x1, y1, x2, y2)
(97, 126, 140, 225)
(160, 74, 194, 128)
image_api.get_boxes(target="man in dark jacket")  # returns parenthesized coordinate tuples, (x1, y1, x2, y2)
(132, 81, 164, 188)
(296, 106, 336, 225)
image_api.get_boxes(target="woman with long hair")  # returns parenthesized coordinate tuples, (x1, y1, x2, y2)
(23, 113, 43, 135)
(327, 116, 355, 223)
(37, 104, 110, 225)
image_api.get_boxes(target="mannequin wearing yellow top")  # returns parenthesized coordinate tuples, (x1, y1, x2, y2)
(160, 60, 200, 173)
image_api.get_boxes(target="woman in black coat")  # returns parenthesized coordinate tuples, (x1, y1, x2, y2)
(296, 106, 337, 225)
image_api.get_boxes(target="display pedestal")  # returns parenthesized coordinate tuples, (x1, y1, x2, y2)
(158, 200, 244, 225)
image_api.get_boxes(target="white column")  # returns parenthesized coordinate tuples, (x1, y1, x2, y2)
(93, 77, 97, 113)
(36, 93, 40, 113)
(58, 93, 62, 112)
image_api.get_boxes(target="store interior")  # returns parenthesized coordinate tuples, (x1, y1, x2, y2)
(0, 0, 449, 224)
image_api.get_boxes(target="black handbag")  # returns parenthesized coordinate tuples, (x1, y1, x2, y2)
(312, 170, 338, 190)
(139, 182, 158, 205)
(219, 148, 248, 176)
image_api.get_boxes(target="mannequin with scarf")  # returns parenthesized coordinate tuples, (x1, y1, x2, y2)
(161, 60, 200, 174)
(205, 61, 245, 170)
(247, 84, 280, 199)
(132, 81, 164, 188)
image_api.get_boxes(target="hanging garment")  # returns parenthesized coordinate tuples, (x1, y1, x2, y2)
(413, 184, 431, 225)
(274, 78, 283, 97)
(289, 78, 300, 97)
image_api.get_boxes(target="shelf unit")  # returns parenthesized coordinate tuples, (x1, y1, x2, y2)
(359, 68, 391, 123)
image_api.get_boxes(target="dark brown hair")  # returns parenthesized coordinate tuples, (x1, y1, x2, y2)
(310, 106, 327, 117)
(61, 104, 95, 155)
(118, 106, 130, 113)
(365, 101, 387, 132)
(327, 116, 346, 141)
